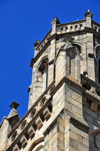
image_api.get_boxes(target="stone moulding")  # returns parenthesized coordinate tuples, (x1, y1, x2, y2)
(28, 126, 35, 138)
(35, 117, 43, 130)
(13, 144, 19, 151)
(43, 108, 89, 136)
(7, 92, 53, 150)
(31, 26, 100, 69)
(43, 107, 51, 120)
(8, 80, 55, 138)
(20, 135, 27, 148)
(7, 74, 100, 151)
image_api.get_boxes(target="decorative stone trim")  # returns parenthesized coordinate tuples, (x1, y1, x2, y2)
(81, 74, 100, 96)
(21, 120, 27, 129)
(35, 117, 43, 129)
(20, 135, 27, 148)
(8, 80, 54, 140)
(90, 101, 98, 112)
(13, 144, 19, 151)
(28, 126, 35, 138)
(43, 107, 51, 120)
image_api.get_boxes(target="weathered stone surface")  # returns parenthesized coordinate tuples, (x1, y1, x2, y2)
(2, 11, 100, 151)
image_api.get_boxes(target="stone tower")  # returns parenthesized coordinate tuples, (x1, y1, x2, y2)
(1, 10, 100, 151)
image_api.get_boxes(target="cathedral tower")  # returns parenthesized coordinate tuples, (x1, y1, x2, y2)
(1, 10, 100, 151)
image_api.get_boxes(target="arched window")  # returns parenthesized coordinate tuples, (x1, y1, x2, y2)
(38, 57, 48, 91)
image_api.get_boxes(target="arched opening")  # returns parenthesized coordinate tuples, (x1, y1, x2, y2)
(38, 57, 48, 91)
(28, 139, 44, 151)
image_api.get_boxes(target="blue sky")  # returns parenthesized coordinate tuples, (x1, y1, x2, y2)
(0, 0, 100, 122)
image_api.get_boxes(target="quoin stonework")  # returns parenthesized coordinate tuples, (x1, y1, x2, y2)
(1, 10, 100, 151)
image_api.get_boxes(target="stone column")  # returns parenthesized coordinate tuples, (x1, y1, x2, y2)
(48, 17, 60, 85)
(84, 10, 93, 28)
(86, 33, 95, 81)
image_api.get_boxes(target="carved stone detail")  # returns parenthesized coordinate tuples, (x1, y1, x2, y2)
(90, 86, 97, 95)
(20, 135, 27, 148)
(13, 144, 19, 151)
(43, 107, 51, 120)
(90, 101, 98, 112)
(28, 126, 35, 138)
(35, 117, 43, 129)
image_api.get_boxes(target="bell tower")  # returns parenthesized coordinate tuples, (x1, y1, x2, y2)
(1, 10, 100, 151)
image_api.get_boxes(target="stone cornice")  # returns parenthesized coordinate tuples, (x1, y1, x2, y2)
(81, 74, 100, 88)
(8, 80, 55, 138)
(43, 108, 89, 136)
(7, 74, 100, 150)
(47, 33, 57, 41)
(43, 116, 58, 136)
(81, 74, 100, 105)
(57, 27, 100, 38)
(57, 19, 86, 27)
(51, 76, 85, 97)
(30, 27, 100, 68)
(7, 96, 52, 151)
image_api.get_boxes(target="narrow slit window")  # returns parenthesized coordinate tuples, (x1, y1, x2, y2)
(43, 67, 48, 90)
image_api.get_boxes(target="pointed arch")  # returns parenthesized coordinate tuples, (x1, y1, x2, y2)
(28, 137, 44, 151)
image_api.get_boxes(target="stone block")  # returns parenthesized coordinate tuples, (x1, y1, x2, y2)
(35, 117, 43, 129)
(28, 126, 35, 138)
(20, 135, 27, 148)
(13, 144, 19, 151)
(43, 107, 51, 120)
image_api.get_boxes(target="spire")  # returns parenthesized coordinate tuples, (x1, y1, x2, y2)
(8, 101, 20, 127)
(84, 10, 93, 19)
(84, 10, 93, 28)
(9, 101, 19, 109)
(8, 101, 19, 119)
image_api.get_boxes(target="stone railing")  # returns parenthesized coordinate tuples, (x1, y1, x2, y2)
(7, 81, 55, 151)
(81, 74, 100, 113)
(57, 20, 86, 34)
(92, 21, 100, 33)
